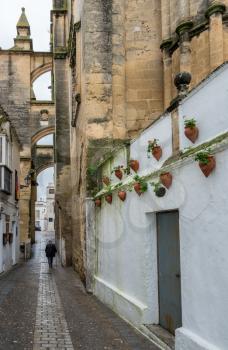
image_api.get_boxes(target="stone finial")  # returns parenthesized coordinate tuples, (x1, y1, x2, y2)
(17, 7, 30, 29)
(174, 72, 192, 96)
(13, 7, 33, 51)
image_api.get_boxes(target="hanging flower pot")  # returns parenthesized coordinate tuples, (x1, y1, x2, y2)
(147, 139, 162, 161)
(133, 176, 148, 196)
(94, 198, 101, 207)
(118, 191, 126, 202)
(105, 194, 112, 204)
(152, 146, 162, 161)
(134, 182, 142, 196)
(102, 176, 110, 186)
(151, 181, 166, 197)
(184, 118, 199, 143)
(115, 169, 123, 180)
(129, 159, 139, 173)
(195, 151, 216, 177)
(160, 172, 173, 189)
(111, 166, 124, 180)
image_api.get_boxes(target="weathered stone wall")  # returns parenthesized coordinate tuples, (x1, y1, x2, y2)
(52, 4, 73, 266)
(62, 0, 228, 284)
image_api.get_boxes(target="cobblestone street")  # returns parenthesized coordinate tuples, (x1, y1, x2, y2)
(0, 232, 159, 350)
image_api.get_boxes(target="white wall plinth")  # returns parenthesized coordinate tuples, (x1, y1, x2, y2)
(175, 328, 221, 350)
(94, 276, 151, 326)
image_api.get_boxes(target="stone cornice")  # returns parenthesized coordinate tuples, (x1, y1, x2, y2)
(54, 48, 67, 59)
(176, 20, 193, 36)
(205, 3, 226, 18)
(160, 38, 173, 51)
(160, 9, 227, 55)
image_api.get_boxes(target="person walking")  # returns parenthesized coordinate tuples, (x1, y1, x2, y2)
(45, 240, 57, 268)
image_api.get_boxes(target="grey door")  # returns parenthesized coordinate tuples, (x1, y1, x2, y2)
(157, 211, 182, 334)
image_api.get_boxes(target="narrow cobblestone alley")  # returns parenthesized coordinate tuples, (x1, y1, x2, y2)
(0, 232, 159, 350)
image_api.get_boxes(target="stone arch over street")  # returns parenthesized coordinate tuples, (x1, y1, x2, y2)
(31, 61, 53, 84)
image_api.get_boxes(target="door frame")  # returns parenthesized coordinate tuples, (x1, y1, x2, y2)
(156, 209, 182, 334)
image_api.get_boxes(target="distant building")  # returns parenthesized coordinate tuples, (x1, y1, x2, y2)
(0, 107, 20, 273)
(35, 199, 47, 231)
(45, 184, 55, 231)
(35, 184, 55, 232)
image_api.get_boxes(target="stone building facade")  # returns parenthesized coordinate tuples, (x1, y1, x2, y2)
(0, 8, 55, 253)
(53, 0, 228, 279)
(0, 106, 21, 273)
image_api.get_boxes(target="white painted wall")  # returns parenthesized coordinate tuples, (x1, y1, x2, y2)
(94, 63, 228, 350)
(130, 114, 172, 176)
(179, 64, 228, 150)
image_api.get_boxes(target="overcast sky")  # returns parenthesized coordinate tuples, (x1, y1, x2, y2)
(0, 0, 52, 51)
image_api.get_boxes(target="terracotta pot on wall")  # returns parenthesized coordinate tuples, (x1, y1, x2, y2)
(105, 195, 112, 204)
(95, 199, 101, 207)
(152, 146, 162, 161)
(115, 169, 123, 180)
(134, 182, 142, 196)
(199, 156, 216, 177)
(185, 126, 199, 143)
(160, 172, 173, 189)
(118, 191, 126, 201)
(129, 160, 139, 172)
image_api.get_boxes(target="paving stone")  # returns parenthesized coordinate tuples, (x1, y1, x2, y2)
(0, 232, 159, 350)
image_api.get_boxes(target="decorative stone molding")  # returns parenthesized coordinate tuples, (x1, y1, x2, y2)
(53, 0, 67, 10)
(160, 38, 173, 51)
(205, 2, 226, 18)
(54, 48, 68, 59)
(176, 20, 194, 36)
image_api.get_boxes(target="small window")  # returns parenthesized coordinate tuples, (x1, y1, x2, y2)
(0, 166, 12, 194)
(49, 218, 53, 222)
(0, 135, 11, 168)
(49, 188, 54, 194)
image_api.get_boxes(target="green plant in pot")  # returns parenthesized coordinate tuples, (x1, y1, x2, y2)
(184, 118, 199, 143)
(151, 181, 166, 197)
(133, 175, 148, 196)
(147, 139, 162, 161)
(195, 149, 216, 177)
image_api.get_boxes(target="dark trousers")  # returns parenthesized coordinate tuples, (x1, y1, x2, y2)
(47, 256, 53, 268)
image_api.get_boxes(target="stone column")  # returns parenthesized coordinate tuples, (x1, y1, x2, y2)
(176, 24, 193, 76)
(112, 0, 126, 139)
(206, 1, 226, 71)
(52, 5, 72, 266)
(19, 158, 32, 256)
(161, 43, 172, 109)
(161, 0, 172, 109)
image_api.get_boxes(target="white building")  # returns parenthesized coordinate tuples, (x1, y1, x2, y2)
(45, 183, 55, 231)
(0, 107, 20, 274)
(86, 63, 228, 350)
(35, 183, 55, 232)
(35, 199, 47, 231)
